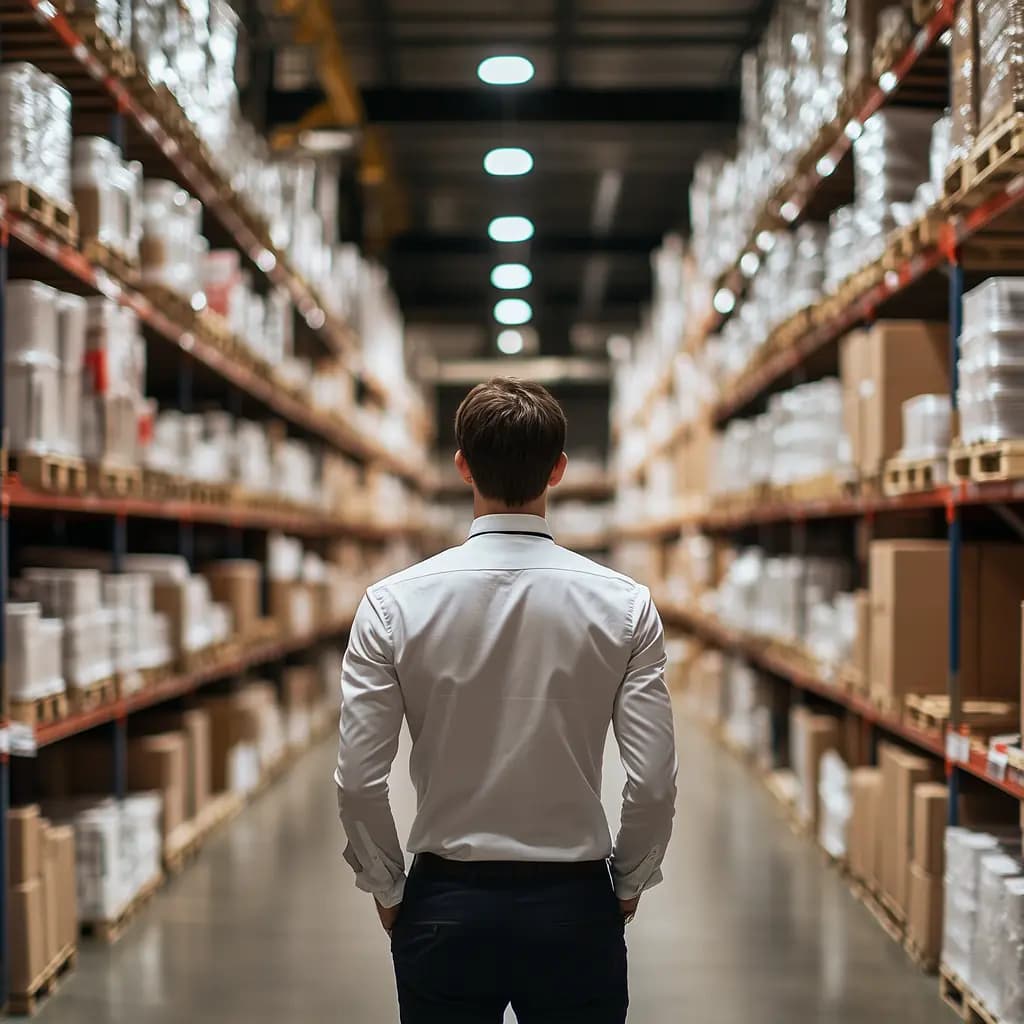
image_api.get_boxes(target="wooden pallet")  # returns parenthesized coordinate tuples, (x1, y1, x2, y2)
(188, 480, 236, 506)
(966, 993, 1002, 1024)
(81, 871, 164, 944)
(941, 966, 969, 1020)
(141, 468, 190, 501)
(8, 943, 77, 1017)
(871, 17, 914, 79)
(904, 936, 938, 975)
(81, 239, 140, 285)
(772, 473, 846, 504)
(905, 694, 1019, 735)
(9, 691, 68, 727)
(857, 882, 906, 944)
(949, 439, 1024, 483)
(882, 454, 948, 496)
(9, 452, 87, 494)
(949, 110, 1024, 211)
(70, 674, 120, 714)
(0, 180, 78, 245)
(142, 282, 198, 328)
(87, 460, 142, 497)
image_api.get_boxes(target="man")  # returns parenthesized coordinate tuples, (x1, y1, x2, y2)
(335, 377, 677, 1023)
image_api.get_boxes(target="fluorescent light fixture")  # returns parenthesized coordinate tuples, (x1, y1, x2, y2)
(878, 70, 898, 93)
(256, 249, 277, 273)
(488, 216, 535, 243)
(713, 288, 736, 316)
(484, 147, 534, 176)
(756, 230, 776, 253)
(780, 200, 800, 222)
(494, 298, 532, 325)
(740, 251, 760, 277)
(478, 55, 535, 86)
(496, 329, 525, 355)
(844, 120, 864, 140)
(491, 263, 533, 289)
(816, 155, 836, 177)
(190, 291, 208, 312)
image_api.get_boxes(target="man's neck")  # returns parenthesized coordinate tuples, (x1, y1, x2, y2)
(473, 494, 548, 519)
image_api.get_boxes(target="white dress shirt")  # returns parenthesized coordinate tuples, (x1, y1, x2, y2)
(335, 513, 677, 908)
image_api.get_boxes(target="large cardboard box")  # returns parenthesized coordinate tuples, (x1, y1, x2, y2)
(204, 560, 261, 639)
(49, 824, 77, 951)
(879, 744, 939, 916)
(907, 862, 944, 961)
(128, 732, 187, 839)
(144, 710, 211, 820)
(840, 330, 868, 472)
(973, 545, 1024, 699)
(283, 666, 317, 710)
(869, 541, 959, 706)
(850, 589, 870, 695)
(40, 824, 61, 961)
(912, 783, 949, 876)
(9, 805, 41, 886)
(859, 321, 949, 477)
(9, 880, 47, 993)
(848, 767, 881, 883)
(847, 0, 899, 93)
(201, 694, 263, 792)
(269, 580, 314, 637)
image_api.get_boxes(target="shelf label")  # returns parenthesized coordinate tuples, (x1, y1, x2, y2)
(946, 731, 971, 763)
(986, 749, 1009, 782)
(9, 723, 37, 757)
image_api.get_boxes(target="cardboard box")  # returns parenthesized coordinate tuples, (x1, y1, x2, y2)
(869, 541, 955, 706)
(840, 329, 868, 472)
(204, 560, 261, 639)
(144, 710, 211, 820)
(859, 321, 949, 477)
(201, 695, 264, 792)
(49, 825, 77, 951)
(41, 825, 61, 961)
(847, 0, 898, 93)
(974, 545, 1024, 700)
(879, 744, 939, 916)
(850, 589, 870, 694)
(269, 580, 314, 637)
(283, 666, 317, 710)
(951, 0, 978, 160)
(9, 880, 47, 994)
(128, 732, 187, 839)
(9, 805, 41, 886)
(912, 783, 949, 875)
(907, 862, 944, 961)
(798, 714, 840, 829)
(849, 768, 883, 887)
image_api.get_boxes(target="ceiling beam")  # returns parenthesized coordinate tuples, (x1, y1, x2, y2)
(389, 232, 661, 256)
(361, 0, 397, 86)
(556, 0, 574, 86)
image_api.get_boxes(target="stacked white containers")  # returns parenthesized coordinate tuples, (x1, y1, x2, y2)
(5, 603, 64, 703)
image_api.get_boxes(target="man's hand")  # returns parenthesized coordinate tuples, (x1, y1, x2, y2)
(619, 895, 640, 923)
(376, 899, 401, 935)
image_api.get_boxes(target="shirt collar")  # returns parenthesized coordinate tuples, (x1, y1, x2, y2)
(467, 514, 554, 540)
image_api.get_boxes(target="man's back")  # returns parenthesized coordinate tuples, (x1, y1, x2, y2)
(366, 514, 661, 863)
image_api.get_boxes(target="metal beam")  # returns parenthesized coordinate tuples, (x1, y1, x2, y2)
(398, 287, 643, 310)
(425, 357, 611, 386)
(390, 31, 746, 48)
(389, 232, 661, 256)
(361, 0, 397, 86)
(556, 0, 574, 86)
(729, 0, 776, 80)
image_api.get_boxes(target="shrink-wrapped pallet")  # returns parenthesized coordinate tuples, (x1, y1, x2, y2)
(977, 0, 1024, 135)
(951, 0, 979, 165)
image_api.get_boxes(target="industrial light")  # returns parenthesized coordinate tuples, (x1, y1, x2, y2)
(756, 230, 776, 253)
(940, 28, 953, 47)
(740, 251, 760, 277)
(497, 329, 525, 355)
(488, 216, 535, 243)
(494, 298, 532, 325)
(484, 147, 534, 176)
(713, 288, 736, 315)
(844, 120, 864, 141)
(816, 155, 837, 178)
(491, 263, 533, 289)
(780, 200, 800, 222)
(477, 55, 535, 86)
(256, 249, 277, 273)
(878, 70, 898, 93)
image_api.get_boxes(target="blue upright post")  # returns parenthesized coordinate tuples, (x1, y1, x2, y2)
(948, 256, 964, 828)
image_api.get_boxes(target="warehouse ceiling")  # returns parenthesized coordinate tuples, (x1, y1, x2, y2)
(258, 0, 769, 361)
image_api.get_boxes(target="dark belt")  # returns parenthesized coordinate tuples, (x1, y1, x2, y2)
(413, 852, 609, 884)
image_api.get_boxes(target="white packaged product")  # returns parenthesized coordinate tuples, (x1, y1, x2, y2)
(1003, 877, 1024, 1024)
(72, 137, 140, 255)
(974, 853, 1024, 1016)
(900, 394, 952, 460)
(818, 750, 851, 861)
(5, 281, 58, 360)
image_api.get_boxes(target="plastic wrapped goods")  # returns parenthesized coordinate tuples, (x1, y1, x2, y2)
(818, 750, 852, 860)
(974, 853, 1023, 1015)
(900, 395, 951, 459)
(73, 0, 131, 51)
(951, 0, 979, 165)
(72, 138, 141, 257)
(0, 64, 71, 205)
(977, 0, 1024, 134)
(1004, 878, 1024, 1024)
(140, 181, 204, 301)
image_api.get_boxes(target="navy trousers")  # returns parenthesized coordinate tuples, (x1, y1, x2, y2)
(391, 855, 629, 1023)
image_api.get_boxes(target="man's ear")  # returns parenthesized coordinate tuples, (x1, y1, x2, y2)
(455, 450, 474, 485)
(549, 452, 568, 488)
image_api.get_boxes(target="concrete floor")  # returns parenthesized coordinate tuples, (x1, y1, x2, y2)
(38, 714, 944, 1023)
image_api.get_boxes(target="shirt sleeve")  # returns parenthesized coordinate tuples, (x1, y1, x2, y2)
(610, 586, 678, 900)
(334, 590, 407, 908)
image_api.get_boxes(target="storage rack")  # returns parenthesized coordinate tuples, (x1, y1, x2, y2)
(617, 0, 1024, 824)
(0, 0, 434, 1005)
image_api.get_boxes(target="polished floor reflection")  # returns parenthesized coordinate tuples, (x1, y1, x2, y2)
(38, 714, 942, 1023)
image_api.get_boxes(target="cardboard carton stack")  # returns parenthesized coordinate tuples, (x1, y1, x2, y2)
(848, 767, 884, 888)
(840, 321, 949, 482)
(790, 707, 841, 831)
(8, 806, 77, 997)
(869, 540, 1024, 710)
(201, 683, 285, 796)
(203, 560, 264, 640)
(906, 783, 948, 962)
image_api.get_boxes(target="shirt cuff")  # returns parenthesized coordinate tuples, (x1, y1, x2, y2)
(611, 847, 664, 900)
(372, 875, 407, 909)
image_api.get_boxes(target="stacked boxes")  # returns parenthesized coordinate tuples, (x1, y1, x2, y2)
(8, 807, 77, 994)
(128, 734, 188, 841)
(907, 783, 949, 960)
(5, 603, 65, 703)
(790, 708, 840, 830)
(72, 137, 142, 261)
(976, 0, 1024, 134)
(848, 767, 884, 888)
(203, 560, 263, 640)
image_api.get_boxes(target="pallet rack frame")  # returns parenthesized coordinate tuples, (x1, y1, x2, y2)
(0, 1, 434, 1005)
(616, 0, 1024, 856)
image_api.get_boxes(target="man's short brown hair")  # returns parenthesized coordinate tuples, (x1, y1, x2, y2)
(455, 378, 567, 506)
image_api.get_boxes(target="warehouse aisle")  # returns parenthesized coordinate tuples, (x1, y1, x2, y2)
(39, 714, 941, 1024)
